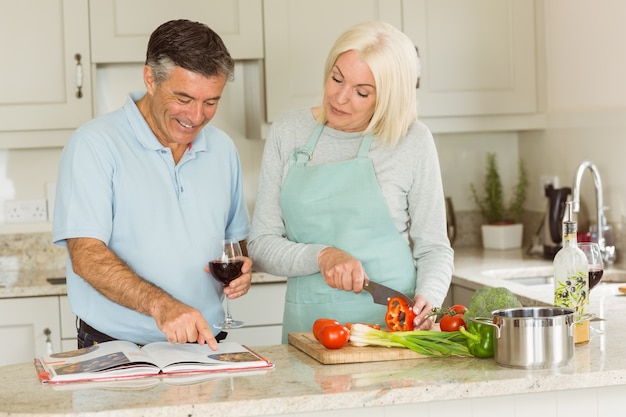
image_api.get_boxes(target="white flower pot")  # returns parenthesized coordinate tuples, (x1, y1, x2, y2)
(481, 223, 523, 250)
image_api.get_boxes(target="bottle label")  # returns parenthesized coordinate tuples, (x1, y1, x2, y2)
(554, 271, 588, 314)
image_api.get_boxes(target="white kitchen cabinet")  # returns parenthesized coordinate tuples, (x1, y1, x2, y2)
(0, 0, 92, 146)
(89, 0, 264, 63)
(224, 282, 286, 346)
(0, 296, 61, 367)
(262, 0, 403, 123)
(262, 0, 543, 132)
(404, 0, 543, 132)
(0, 295, 77, 366)
(59, 295, 77, 352)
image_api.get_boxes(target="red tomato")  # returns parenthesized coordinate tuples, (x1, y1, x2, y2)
(318, 324, 350, 349)
(312, 318, 340, 341)
(439, 314, 466, 332)
(450, 304, 468, 314)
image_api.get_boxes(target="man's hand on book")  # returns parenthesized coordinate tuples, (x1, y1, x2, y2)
(153, 301, 218, 350)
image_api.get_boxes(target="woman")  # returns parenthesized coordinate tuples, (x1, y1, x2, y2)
(248, 21, 453, 341)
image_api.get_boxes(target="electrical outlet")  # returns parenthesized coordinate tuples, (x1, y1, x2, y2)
(5, 199, 48, 223)
(540, 175, 560, 189)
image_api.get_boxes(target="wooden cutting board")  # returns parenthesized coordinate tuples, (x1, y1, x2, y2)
(288, 332, 430, 364)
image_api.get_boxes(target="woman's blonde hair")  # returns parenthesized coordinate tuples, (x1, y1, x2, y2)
(316, 21, 420, 147)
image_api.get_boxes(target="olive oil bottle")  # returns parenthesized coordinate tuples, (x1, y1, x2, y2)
(553, 201, 589, 344)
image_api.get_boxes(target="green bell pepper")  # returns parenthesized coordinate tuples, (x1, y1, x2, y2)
(459, 320, 495, 358)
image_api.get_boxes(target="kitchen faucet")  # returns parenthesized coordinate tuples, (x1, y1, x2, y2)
(571, 160, 616, 265)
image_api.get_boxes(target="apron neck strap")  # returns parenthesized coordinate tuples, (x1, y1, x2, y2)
(358, 135, 374, 158)
(293, 123, 325, 165)
(293, 124, 374, 165)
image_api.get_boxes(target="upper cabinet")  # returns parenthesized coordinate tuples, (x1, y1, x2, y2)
(89, 0, 264, 62)
(262, 0, 402, 123)
(0, 0, 93, 145)
(261, 0, 543, 133)
(404, 0, 543, 132)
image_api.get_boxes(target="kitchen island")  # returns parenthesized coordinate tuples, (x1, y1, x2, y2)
(1, 248, 625, 416)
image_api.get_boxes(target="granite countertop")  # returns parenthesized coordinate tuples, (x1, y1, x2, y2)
(1, 247, 626, 416)
(0, 268, 67, 298)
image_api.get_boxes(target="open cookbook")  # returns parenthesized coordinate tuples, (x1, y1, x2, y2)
(34, 340, 274, 384)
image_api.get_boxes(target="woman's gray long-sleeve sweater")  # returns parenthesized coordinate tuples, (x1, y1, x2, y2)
(248, 108, 454, 307)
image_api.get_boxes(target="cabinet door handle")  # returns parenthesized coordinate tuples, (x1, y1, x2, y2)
(74, 53, 83, 99)
(43, 328, 53, 354)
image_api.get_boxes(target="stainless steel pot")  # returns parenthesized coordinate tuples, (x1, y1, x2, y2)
(477, 307, 591, 369)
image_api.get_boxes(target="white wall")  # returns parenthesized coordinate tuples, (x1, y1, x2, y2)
(520, 0, 626, 230)
(435, 132, 520, 212)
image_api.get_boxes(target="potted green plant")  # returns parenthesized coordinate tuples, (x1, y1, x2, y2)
(470, 152, 528, 249)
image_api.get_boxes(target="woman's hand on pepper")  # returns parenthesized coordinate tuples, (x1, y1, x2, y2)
(411, 295, 435, 330)
(318, 247, 367, 291)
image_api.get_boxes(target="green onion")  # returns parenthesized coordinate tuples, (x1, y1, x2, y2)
(349, 323, 472, 357)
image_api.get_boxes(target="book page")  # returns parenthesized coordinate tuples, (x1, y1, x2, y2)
(140, 342, 271, 374)
(39, 340, 160, 382)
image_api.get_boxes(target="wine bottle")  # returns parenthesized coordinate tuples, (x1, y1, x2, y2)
(553, 201, 590, 344)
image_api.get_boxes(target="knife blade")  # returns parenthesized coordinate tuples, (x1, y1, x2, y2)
(363, 278, 414, 307)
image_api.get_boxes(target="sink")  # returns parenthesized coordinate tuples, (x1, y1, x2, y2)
(481, 266, 626, 285)
(481, 266, 554, 286)
(503, 275, 553, 286)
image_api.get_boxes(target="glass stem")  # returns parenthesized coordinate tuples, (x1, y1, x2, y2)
(224, 298, 233, 324)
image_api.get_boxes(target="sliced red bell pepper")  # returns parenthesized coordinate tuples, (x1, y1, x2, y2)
(385, 296, 416, 331)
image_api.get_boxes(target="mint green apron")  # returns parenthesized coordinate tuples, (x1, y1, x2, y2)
(279, 124, 416, 342)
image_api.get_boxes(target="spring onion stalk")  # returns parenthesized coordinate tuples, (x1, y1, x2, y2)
(349, 323, 472, 357)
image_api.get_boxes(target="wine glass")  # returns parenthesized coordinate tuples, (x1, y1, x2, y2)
(209, 239, 244, 329)
(578, 242, 604, 335)
(578, 242, 604, 291)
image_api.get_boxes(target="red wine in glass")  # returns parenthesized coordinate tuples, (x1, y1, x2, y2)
(588, 267, 604, 291)
(209, 260, 244, 285)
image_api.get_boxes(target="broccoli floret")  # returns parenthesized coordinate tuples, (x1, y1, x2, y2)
(463, 286, 522, 321)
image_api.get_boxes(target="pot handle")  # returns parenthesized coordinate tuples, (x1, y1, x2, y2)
(573, 313, 596, 326)
(467, 317, 501, 338)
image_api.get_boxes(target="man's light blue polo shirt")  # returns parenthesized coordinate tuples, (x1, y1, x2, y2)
(52, 93, 250, 345)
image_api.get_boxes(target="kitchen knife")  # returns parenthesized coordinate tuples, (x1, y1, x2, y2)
(363, 278, 414, 307)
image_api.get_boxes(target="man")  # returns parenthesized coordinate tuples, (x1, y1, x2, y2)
(53, 19, 252, 350)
